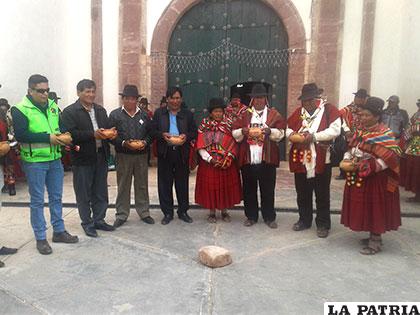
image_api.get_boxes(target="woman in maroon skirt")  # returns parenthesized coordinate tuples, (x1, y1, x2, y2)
(341, 97, 402, 255)
(400, 99, 420, 202)
(194, 98, 242, 223)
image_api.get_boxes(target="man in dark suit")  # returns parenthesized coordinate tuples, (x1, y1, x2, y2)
(152, 87, 197, 225)
(61, 79, 116, 237)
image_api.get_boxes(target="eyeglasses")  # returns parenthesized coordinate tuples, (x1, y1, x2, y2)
(32, 88, 50, 94)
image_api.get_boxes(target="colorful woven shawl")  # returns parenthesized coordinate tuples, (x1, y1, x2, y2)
(196, 116, 237, 161)
(340, 102, 362, 132)
(225, 103, 248, 122)
(350, 123, 401, 175)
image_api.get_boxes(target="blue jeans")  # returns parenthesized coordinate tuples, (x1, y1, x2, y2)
(22, 160, 65, 240)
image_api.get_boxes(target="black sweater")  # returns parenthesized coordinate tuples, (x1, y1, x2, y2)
(108, 107, 153, 155)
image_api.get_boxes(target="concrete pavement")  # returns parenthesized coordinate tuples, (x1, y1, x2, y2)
(1, 165, 420, 314)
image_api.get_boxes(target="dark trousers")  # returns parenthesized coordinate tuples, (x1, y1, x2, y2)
(294, 165, 332, 229)
(157, 148, 189, 217)
(241, 163, 276, 222)
(72, 152, 109, 228)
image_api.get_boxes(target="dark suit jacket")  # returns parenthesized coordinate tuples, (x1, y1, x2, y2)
(61, 100, 111, 166)
(151, 107, 197, 162)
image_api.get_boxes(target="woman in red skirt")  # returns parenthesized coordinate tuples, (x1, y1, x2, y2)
(194, 98, 242, 223)
(341, 97, 401, 255)
(400, 99, 420, 202)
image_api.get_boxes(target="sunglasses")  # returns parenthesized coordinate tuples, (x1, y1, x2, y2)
(32, 88, 50, 94)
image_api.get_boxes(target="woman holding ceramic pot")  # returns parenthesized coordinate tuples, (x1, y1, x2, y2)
(193, 98, 241, 223)
(340, 97, 402, 255)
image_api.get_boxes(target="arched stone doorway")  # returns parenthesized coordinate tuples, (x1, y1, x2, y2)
(150, 0, 306, 115)
(167, 0, 289, 124)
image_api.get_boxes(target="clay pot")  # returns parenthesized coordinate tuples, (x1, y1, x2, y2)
(56, 132, 72, 144)
(129, 140, 145, 150)
(248, 127, 263, 138)
(169, 135, 184, 146)
(101, 129, 117, 139)
(0, 141, 10, 157)
(289, 133, 305, 144)
(339, 160, 356, 172)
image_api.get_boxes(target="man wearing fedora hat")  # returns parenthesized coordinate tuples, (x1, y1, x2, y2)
(381, 95, 409, 140)
(232, 83, 286, 229)
(109, 85, 155, 227)
(286, 83, 341, 238)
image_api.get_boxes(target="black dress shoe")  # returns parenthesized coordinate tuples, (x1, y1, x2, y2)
(292, 221, 311, 231)
(141, 216, 155, 224)
(0, 246, 18, 255)
(36, 240, 52, 255)
(1, 185, 7, 194)
(264, 220, 278, 229)
(113, 218, 126, 228)
(317, 227, 329, 238)
(178, 212, 193, 223)
(52, 231, 79, 243)
(94, 222, 115, 232)
(161, 215, 173, 225)
(83, 225, 98, 237)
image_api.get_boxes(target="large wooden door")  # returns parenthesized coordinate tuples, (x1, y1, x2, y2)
(168, 0, 289, 158)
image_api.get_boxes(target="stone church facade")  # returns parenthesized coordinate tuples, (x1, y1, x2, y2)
(0, 0, 419, 115)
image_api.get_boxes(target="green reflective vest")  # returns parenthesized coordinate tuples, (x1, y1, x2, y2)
(15, 97, 62, 162)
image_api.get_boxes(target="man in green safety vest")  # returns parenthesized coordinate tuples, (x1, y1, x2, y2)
(11, 74, 78, 255)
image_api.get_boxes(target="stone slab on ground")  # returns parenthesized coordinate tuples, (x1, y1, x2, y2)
(198, 245, 232, 268)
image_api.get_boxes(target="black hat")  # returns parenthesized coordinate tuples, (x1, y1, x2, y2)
(207, 97, 226, 113)
(360, 97, 384, 116)
(298, 83, 322, 101)
(249, 83, 269, 97)
(231, 92, 241, 99)
(353, 89, 369, 98)
(119, 85, 141, 98)
(48, 91, 61, 101)
(139, 97, 149, 105)
(387, 95, 400, 103)
(0, 98, 9, 107)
